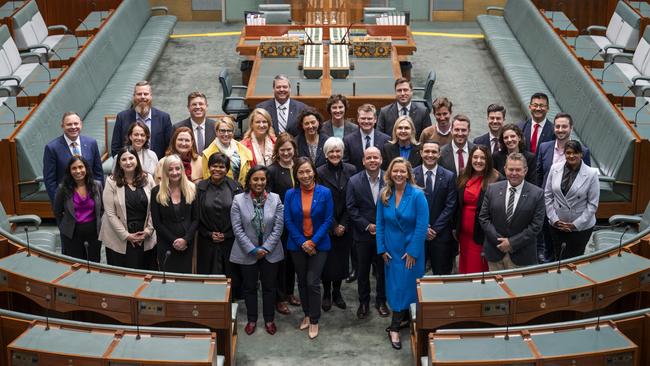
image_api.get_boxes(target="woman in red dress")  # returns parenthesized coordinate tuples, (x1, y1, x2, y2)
(456, 145, 501, 274)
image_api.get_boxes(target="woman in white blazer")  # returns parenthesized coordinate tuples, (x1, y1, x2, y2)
(544, 140, 599, 261)
(100, 147, 157, 270)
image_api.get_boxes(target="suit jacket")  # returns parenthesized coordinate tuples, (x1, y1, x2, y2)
(43, 134, 104, 203)
(479, 181, 545, 266)
(413, 165, 457, 244)
(518, 118, 555, 153)
(377, 102, 432, 140)
(173, 118, 217, 150)
(545, 162, 599, 231)
(473, 133, 503, 153)
(230, 191, 285, 265)
(53, 180, 103, 239)
(112, 107, 173, 159)
(381, 142, 422, 170)
(150, 186, 199, 252)
(346, 170, 384, 242)
(536, 140, 591, 188)
(343, 128, 391, 172)
(284, 184, 334, 251)
(295, 132, 328, 167)
(317, 162, 357, 229)
(98, 175, 157, 254)
(439, 142, 475, 176)
(321, 119, 357, 138)
(492, 150, 538, 185)
(256, 98, 308, 137)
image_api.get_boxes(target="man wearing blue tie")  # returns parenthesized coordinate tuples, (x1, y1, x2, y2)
(43, 112, 104, 204)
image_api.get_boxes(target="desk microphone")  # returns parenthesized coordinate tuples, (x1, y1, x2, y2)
(23, 227, 31, 256)
(135, 301, 141, 340)
(556, 242, 566, 273)
(45, 294, 51, 330)
(634, 100, 649, 126)
(504, 311, 510, 341)
(618, 225, 631, 257)
(162, 250, 171, 284)
(563, 19, 575, 36)
(619, 87, 634, 109)
(588, 49, 602, 71)
(480, 252, 486, 284)
(352, 81, 356, 96)
(296, 81, 300, 96)
(37, 60, 52, 83)
(342, 21, 360, 45)
(595, 311, 601, 331)
(77, 18, 89, 33)
(3, 100, 16, 126)
(304, 29, 315, 46)
(83, 241, 91, 273)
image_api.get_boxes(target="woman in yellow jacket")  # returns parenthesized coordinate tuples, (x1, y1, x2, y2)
(201, 116, 252, 186)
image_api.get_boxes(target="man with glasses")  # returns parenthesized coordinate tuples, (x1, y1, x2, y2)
(256, 74, 308, 137)
(518, 93, 555, 155)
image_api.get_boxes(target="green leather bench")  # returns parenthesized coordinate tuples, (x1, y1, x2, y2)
(13, 0, 176, 201)
(477, 0, 636, 203)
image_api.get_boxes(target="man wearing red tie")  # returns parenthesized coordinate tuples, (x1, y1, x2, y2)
(439, 114, 474, 176)
(518, 93, 555, 154)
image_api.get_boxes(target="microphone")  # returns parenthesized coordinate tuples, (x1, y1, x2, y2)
(634, 100, 649, 126)
(352, 81, 356, 96)
(504, 311, 510, 341)
(161, 250, 171, 284)
(77, 18, 89, 33)
(83, 241, 91, 273)
(296, 81, 300, 96)
(595, 311, 601, 331)
(135, 301, 141, 340)
(564, 18, 576, 36)
(480, 252, 486, 284)
(342, 20, 360, 45)
(24, 227, 31, 257)
(588, 49, 602, 70)
(304, 29, 315, 45)
(556, 242, 566, 273)
(45, 294, 51, 330)
(618, 225, 631, 257)
(619, 87, 634, 109)
(37, 61, 52, 83)
(3, 100, 16, 126)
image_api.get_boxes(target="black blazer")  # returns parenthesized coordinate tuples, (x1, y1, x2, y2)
(173, 118, 217, 150)
(112, 107, 173, 159)
(346, 170, 384, 242)
(343, 128, 391, 172)
(377, 102, 432, 140)
(295, 132, 328, 167)
(321, 120, 357, 138)
(492, 150, 538, 185)
(256, 98, 308, 137)
(150, 186, 199, 258)
(517, 118, 555, 153)
(53, 180, 103, 239)
(473, 133, 503, 153)
(317, 162, 357, 229)
(413, 165, 457, 244)
(381, 142, 422, 170)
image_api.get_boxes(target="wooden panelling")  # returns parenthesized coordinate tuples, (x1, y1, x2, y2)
(431, 10, 463, 22)
(36, 0, 121, 31)
(463, 0, 507, 20)
(0, 140, 15, 214)
(533, 0, 618, 33)
(149, 0, 192, 20)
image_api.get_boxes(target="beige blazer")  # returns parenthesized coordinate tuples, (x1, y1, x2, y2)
(154, 155, 203, 184)
(99, 174, 157, 254)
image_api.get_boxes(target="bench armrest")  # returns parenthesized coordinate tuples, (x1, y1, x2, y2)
(486, 6, 504, 14)
(610, 52, 634, 63)
(0, 75, 22, 84)
(609, 214, 642, 226)
(632, 75, 650, 86)
(19, 52, 43, 63)
(47, 24, 70, 34)
(231, 85, 247, 90)
(8, 214, 41, 229)
(225, 96, 246, 101)
(603, 44, 627, 53)
(151, 6, 169, 15)
(586, 25, 607, 34)
(27, 44, 51, 52)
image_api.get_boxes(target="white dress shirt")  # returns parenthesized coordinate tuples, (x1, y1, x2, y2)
(452, 142, 469, 174)
(64, 135, 81, 157)
(505, 180, 525, 215)
(422, 164, 437, 193)
(275, 99, 291, 133)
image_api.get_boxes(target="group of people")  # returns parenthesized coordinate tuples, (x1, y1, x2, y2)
(42, 75, 600, 349)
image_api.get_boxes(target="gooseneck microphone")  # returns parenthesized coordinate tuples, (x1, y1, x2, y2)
(83, 241, 91, 273)
(480, 252, 486, 284)
(556, 242, 566, 273)
(634, 100, 649, 126)
(618, 225, 631, 257)
(162, 250, 171, 284)
(3, 100, 16, 126)
(24, 227, 31, 257)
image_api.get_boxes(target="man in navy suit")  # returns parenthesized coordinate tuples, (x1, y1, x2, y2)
(346, 146, 389, 319)
(473, 104, 505, 155)
(343, 103, 391, 172)
(518, 92, 555, 154)
(256, 74, 308, 136)
(173, 91, 216, 153)
(377, 77, 432, 140)
(111, 81, 173, 159)
(43, 112, 103, 204)
(439, 115, 474, 176)
(413, 140, 458, 275)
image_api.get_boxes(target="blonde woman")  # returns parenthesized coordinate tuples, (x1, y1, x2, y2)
(376, 157, 428, 350)
(381, 115, 421, 170)
(202, 115, 252, 185)
(150, 154, 199, 273)
(241, 108, 276, 166)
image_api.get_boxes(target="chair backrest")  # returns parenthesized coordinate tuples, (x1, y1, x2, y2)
(632, 26, 650, 75)
(218, 69, 231, 110)
(606, 1, 641, 50)
(0, 25, 22, 77)
(261, 10, 291, 24)
(423, 70, 436, 102)
(11, 0, 46, 50)
(258, 4, 290, 12)
(363, 7, 397, 24)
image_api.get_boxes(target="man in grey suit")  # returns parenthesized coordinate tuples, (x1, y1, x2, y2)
(256, 74, 308, 136)
(377, 77, 432, 140)
(479, 153, 545, 270)
(439, 114, 474, 176)
(173, 91, 216, 153)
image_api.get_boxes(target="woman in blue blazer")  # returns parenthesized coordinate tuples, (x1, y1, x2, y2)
(284, 157, 334, 339)
(376, 157, 429, 350)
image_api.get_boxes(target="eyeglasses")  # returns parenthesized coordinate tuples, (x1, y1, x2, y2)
(218, 129, 233, 134)
(530, 103, 548, 108)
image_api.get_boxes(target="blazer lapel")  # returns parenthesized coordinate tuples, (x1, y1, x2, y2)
(565, 164, 589, 198)
(511, 182, 530, 218)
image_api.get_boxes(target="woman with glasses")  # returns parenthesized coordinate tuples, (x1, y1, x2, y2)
(201, 116, 252, 186)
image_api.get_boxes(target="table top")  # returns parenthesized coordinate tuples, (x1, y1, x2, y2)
(0, 251, 69, 283)
(532, 325, 634, 356)
(420, 279, 508, 302)
(10, 324, 114, 357)
(432, 334, 532, 361)
(138, 279, 228, 302)
(505, 269, 592, 296)
(577, 251, 650, 282)
(56, 269, 143, 295)
(110, 333, 214, 362)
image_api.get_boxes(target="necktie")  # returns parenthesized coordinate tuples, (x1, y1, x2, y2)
(401, 106, 408, 116)
(196, 125, 204, 153)
(491, 137, 499, 155)
(425, 170, 433, 197)
(71, 142, 81, 156)
(506, 187, 516, 224)
(365, 135, 371, 150)
(456, 148, 465, 172)
(530, 123, 540, 154)
(278, 106, 288, 133)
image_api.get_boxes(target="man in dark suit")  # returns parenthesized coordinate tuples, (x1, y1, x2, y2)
(343, 103, 391, 172)
(255, 74, 308, 136)
(377, 77, 432, 140)
(173, 91, 216, 154)
(439, 114, 474, 176)
(111, 81, 173, 159)
(413, 140, 457, 274)
(43, 112, 104, 204)
(346, 146, 389, 319)
(518, 92, 555, 154)
(473, 104, 505, 155)
(479, 153, 545, 270)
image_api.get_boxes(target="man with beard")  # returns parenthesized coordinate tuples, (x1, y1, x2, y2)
(419, 97, 453, 146)
(473, 104, 505, 155)
(111, 81, 173, 159)
(173, 91, 216, 153)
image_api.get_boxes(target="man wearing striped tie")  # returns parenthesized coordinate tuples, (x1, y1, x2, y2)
(478, 153, 545, 270)
(256, 74, 308, 137)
